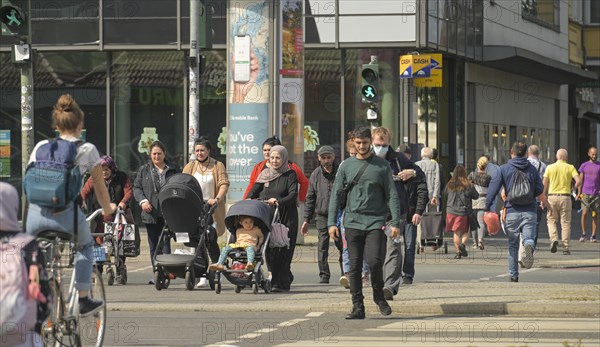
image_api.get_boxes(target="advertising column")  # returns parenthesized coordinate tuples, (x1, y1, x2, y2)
(227, 0, 271, 201)
(279, 0, 304, 164)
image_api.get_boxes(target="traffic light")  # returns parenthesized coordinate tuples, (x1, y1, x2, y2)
(0, 0, 27, 36)
(361, 63, 379, 103)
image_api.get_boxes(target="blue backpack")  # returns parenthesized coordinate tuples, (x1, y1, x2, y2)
(23, 138, 84, 209)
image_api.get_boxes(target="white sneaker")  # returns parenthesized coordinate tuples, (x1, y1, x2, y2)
(196, 277, 208, 288)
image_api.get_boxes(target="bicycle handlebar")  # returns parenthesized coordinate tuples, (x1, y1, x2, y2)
(86, 208, 104, 222)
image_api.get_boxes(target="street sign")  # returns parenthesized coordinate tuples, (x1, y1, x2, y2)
(400, 55, 412, 78)
(412, 55, 431, 78)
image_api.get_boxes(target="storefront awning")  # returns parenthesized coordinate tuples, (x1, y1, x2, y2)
(483, 46, 598, 85)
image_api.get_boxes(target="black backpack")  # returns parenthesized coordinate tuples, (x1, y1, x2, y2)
(506, 169, 534, 206)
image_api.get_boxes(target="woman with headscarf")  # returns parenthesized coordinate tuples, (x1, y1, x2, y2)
(247, 145, 298, 292)
(80, 155, 136, 273)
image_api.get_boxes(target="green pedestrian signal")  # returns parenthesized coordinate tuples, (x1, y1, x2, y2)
(0, 1, 27, 36)
(361, 63, 379, 103)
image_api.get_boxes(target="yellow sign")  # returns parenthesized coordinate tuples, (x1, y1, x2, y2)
(412, 55, 431, 78)
(400, 55, 413, 78)
(414, 54, 443, 87)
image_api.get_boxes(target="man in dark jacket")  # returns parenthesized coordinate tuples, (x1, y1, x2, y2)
(371, 127, 428, 301)
(485, 141, 546, 282)
(301, 145, 342, 284)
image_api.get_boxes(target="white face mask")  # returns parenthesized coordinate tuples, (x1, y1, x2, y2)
(372, 145, 388, 158)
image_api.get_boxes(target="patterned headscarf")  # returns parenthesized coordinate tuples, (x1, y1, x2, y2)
(99, 155, 118, 179)
(256, 145, 290, 184)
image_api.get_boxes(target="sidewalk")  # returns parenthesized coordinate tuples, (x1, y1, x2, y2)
(121, 208, 599, 318)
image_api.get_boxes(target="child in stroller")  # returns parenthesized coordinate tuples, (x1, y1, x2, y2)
(213, 199, 273, 294)
(209, 215, 263, 271)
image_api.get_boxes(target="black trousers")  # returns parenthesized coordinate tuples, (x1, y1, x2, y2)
(345, 227, 386, 305)
(317, 227, 343, 280)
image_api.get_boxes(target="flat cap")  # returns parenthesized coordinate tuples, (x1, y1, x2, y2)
(317, 145, 335, 156)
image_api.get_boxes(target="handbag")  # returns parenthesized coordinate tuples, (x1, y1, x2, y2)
(339, 160, 370, 211)
(104, 209, 140, 257)
(269, 207, 290, 248)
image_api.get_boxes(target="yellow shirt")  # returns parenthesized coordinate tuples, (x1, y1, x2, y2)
(230, 226, 263, 248)
(544, 160, 579, 194)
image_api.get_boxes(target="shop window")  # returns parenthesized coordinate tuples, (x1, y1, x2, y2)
(483, 124, 490, 157)
(110, 51, 185, 176)
(104, 0, 177, 45)
(30, 1, 100, 45)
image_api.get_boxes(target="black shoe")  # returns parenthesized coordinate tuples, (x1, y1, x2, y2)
(345, 304, 365, 320)
(510, 277, 519, 283)
(458, 243, 468, 257)
(319, 278, 330, 284)
(563, 250, 571, 255)
(376, 300, 392, 316)
(383, 287, 394, 301)
(79, 296, 104, 316)
(402, 277, 413, 285)
(550, 240, 558, 253)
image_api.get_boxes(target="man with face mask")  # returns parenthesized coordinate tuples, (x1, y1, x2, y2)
(301, 145, 343, 284)
(371, 127, 428, 300)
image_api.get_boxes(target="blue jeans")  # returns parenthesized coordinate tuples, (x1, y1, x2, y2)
(217, 244, 256, 264)
(26, 202, 95, 291)
(505, 211, 536, 279)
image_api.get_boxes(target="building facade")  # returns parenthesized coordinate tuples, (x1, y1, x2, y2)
(1, 0, 597, 195)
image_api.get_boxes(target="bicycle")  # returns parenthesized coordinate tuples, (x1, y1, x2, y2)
(38, 208, 107, 347)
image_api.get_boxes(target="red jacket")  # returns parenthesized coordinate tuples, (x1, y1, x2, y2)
(243, 160, 308, 202)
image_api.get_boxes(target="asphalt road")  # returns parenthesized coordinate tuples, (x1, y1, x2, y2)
(100, 311, 600, 347)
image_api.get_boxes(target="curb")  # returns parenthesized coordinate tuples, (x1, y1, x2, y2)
(107, 301, 600, 318)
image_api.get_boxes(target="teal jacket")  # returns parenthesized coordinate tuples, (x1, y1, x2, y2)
(327, 155, 401, 230)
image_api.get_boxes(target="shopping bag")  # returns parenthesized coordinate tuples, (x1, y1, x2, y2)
(420, 205, 444, 240)
(269, 207, 290, 248)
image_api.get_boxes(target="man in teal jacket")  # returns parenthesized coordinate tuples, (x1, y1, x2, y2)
(328, 126, 402, 319)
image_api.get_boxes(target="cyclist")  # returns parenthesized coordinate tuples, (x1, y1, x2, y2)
(26, 94, 116, 316)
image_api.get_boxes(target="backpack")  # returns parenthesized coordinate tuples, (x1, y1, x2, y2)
(23, 138, 83, 209)
(0, 233, 42, 345)
(506, 169, 534, 206)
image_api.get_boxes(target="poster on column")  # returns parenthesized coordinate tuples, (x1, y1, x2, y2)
(229, 0, 270, 104)
(227, 104, 268, 201)
(280, 0, 303, 76)
(0, 130, 10, 177)
(280, 79, 305, 158)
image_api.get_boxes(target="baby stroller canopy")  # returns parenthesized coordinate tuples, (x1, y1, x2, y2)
(225, 200, 272, 236)
(159, 173, 204, 242)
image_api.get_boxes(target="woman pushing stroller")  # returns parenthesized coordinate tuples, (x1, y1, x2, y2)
(209, 215, 263, 272)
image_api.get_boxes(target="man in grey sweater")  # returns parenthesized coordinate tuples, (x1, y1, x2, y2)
(328, 126, 402, 319)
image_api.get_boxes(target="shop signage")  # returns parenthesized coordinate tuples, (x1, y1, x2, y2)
(400, 55, 431, 79)
(414, 54, 443, 88)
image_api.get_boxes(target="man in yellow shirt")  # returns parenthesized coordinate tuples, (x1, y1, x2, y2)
(543, 149, 582, 255)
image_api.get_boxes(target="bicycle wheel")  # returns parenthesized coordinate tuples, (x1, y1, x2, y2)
(78, 270, 106, 347)
(41, 278, 65, 347)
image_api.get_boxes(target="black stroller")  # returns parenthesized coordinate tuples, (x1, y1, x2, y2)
(214, 199, 272, 294)
(153, 173, 216, 291)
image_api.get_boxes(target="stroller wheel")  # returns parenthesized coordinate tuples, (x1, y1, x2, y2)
(215, 281, 221, 294)
(185, 271, 195, 291)
(253, 283, 259, 294)
(207, 270, 216, 290)
(444, 242, 448, 254)
(107, 268, 115, 286)
(235, 285, 243, 293)
(154, 271, 163, 291)
(163, 277, 170, 289)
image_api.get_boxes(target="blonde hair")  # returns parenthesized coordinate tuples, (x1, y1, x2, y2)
(52, 94, 84, 132)
(371, 127, 392, 142)
(476, 156, 489, 171)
